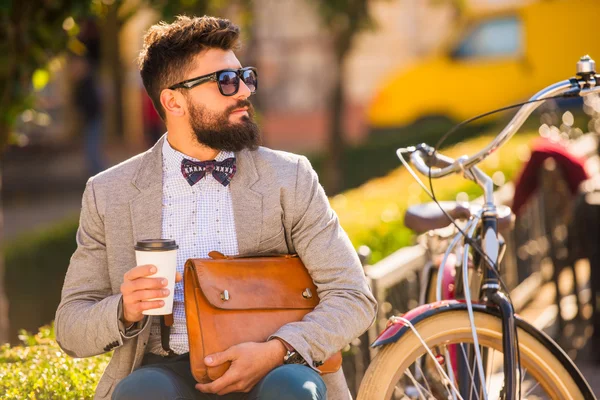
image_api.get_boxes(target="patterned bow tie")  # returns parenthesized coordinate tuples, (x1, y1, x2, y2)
(181, 157, 236, 187)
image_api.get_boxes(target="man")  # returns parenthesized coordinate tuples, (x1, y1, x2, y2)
(55, 15, 377, 400)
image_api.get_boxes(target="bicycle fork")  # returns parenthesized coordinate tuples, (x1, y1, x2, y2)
(488, 290, 519, 400)
(481, 208, 519, 400)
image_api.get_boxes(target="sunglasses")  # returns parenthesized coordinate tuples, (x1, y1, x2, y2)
(168, 67, 258, 96)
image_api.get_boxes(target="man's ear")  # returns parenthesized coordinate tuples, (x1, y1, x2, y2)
(160, 89, 186, 118)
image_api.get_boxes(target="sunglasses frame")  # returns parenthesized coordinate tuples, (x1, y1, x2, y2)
(168, 67, 258, 96)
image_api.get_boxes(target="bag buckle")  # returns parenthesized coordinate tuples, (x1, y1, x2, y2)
(220, 290, 230, 301)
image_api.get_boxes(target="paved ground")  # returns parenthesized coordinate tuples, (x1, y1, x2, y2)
(3, 142, 135, 240)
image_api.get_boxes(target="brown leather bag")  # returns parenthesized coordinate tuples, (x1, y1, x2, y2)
(183, 251, 343, 383)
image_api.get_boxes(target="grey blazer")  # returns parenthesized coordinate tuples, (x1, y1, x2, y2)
(55, 136, 377, 400)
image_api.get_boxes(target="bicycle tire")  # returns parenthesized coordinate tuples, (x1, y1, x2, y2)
(358, 305, 595, 399)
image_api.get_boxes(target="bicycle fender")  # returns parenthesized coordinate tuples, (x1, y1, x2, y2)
(371, 300, 486, 347)
(370, 301, 596, 399)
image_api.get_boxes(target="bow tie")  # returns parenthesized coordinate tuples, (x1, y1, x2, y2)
(181, 157, 236, 187)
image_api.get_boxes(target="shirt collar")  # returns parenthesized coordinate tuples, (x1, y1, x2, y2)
(162, 135, 234, 173)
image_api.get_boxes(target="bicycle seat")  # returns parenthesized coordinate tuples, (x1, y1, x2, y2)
(404, 201, 514, 234)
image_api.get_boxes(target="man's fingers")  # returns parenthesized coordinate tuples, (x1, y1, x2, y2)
(196, 369, 239, 394)
(205, 347, 236, 367)
(127, 288, 170, 303)
(124, 264, 157, 281)
(131, 300, 165, 313)
(215, 381, 251, 396)
(207, 382, 246, 396)
(122, 277, 168, 295)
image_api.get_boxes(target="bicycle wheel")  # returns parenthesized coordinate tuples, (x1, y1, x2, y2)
(358, 306, 595, 400)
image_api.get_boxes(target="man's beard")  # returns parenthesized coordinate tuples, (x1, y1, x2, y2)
(187, 98, 261, 152)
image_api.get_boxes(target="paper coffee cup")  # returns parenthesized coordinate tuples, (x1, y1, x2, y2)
(134, 239, 178, 315)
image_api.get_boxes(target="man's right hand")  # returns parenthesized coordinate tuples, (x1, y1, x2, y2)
(120, 264, 182, 325)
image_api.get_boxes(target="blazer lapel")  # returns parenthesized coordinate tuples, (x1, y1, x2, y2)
(128, 138, 263, 254)
(129, 137, 165, 243)
(231, 149, 262, 254)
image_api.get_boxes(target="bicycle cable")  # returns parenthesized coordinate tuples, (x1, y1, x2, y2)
(402, 92, 570, 398)
(430, 93, 571, 399)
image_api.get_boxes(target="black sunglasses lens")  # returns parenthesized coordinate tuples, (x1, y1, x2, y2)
(242, 69, 257, 93)
(218, 71, 239, 95)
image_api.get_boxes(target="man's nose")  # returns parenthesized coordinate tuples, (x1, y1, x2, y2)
(234, 79, 252, 100)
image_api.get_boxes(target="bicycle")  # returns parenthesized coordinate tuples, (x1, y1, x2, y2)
(357, 56, 599, 400)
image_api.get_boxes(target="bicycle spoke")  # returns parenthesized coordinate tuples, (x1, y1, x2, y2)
(435, 345, 461, 399)
(486, 349, 496, 396)
(520, 367, 527, 398)
(414, 354, 433, 396)
(468, 346, 483, 400)
(523, 378, 541, 398)
(443, 346, 459, 400)
(521, 369, 540, 398)
(403, 368, 430, 400)
(393, 316, 466, 400)
(458, 343, 481, 400)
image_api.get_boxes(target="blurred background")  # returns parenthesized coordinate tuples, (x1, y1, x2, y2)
(2, 0, 600, 396)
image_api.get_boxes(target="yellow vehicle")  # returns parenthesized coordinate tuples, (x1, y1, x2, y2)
(368, 0, 600, 129)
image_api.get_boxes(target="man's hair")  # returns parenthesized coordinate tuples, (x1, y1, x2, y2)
(137, 15, 241, 120)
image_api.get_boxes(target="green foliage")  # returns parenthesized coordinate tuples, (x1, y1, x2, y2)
(0, 0, 253, 149)
(4, 217, 79, 346)
(0, 324, 110, 400)
(0, 0, 93, 148)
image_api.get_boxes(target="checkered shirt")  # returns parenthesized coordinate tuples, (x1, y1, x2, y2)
(146, 137, 239, 355)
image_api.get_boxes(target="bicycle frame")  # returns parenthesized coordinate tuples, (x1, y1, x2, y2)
(373, 56, 599, 400)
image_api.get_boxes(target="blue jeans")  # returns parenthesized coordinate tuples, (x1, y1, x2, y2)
(112, 353, 326, 400)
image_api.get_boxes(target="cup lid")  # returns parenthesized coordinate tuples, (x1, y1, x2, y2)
(135, 239, 178, 251)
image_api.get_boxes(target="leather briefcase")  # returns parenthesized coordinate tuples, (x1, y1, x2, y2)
(183, 250, 343, 383)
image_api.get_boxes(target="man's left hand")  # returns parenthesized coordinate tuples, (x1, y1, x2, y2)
(196, 340, 287, 395)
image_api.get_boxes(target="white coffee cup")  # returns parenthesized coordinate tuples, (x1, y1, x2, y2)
(134, 239, 179, 315)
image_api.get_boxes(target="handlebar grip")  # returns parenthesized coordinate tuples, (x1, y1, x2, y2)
(411, 143, 455, 169)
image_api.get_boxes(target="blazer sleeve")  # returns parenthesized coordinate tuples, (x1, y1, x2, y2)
(269, 156, 377, 368)
(55, 179, 149, 358)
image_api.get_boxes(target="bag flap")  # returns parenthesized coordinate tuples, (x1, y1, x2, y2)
(185, 256, 319, 310)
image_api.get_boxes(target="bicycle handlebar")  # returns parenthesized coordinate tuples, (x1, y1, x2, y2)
(406, 69, 600, 178)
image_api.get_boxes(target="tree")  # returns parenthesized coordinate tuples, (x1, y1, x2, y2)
(0, 0, 95, 344)
(311, 0, 375, 194)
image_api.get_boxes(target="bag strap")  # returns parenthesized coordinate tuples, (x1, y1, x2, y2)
(160, 314, 176, 356)
(208, 250, 298, 260)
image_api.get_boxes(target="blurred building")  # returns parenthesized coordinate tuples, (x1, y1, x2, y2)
(252, 0, 456, 151)
(251, 0, 536, 151)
